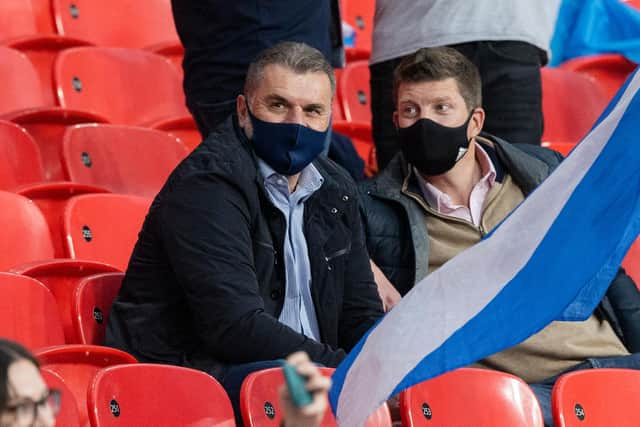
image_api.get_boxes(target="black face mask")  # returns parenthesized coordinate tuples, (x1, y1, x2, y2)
(398, 113, 473, 176)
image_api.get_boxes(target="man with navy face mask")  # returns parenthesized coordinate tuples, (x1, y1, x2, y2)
(360, 47, 640, 426)
(106, 42, 383, 421)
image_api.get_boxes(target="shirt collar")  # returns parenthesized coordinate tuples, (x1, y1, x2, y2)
(416, 142, 497, 211)
(257, 158, 324, 198)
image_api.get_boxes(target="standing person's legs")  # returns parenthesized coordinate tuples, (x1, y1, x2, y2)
(187, 98, 238, 140)
(370, 57, 404, 170)
(453, 41, 544, 146)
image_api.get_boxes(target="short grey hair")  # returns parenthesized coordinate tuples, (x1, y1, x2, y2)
(244, 41, 335, 98)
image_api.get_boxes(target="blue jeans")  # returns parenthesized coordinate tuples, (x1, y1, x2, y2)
(529, 353, 640, 427)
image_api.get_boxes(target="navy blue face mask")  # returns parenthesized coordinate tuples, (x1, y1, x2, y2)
(246, 104, 328, 176)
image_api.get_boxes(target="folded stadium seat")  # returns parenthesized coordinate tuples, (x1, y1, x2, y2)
(41, 368, 82, 427)
(53, 47, 191, 128)
(541, 67, 609, 146)
(151, 116, 202, 151)
(622, 237, 640, 288)
(340, 0, 374, 62)
(51, 0, 184, 68)
(35, 344, 138, 427)
(332, 67, 346, 121)
(11, 259, 121, 343)
(332, 121, 378, 176)
(63, 194, 151, 271)
(552, 368, 640, 427)
(0, 46, 109, 181)
(62, 124, 189, 197)
(0, 0, 92, 105)
(399, 368, 544, 427)
(240, 367, 392, 427)
(0, 272, 65, 348)
(559, 54, 637, 101)
(72, 272, 124, 346)
(541, 142, 576, 157)
(0, 191, 55, 271)
(88, 364, 235, 427)
(339, 61, 372, 123)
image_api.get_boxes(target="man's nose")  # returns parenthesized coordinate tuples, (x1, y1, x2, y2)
(285, 105, 305, 125)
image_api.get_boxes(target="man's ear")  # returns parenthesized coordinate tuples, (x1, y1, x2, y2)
(237, 95, 248, 127)
(392, 111, 399, 129)
(468, 107, 485, 139)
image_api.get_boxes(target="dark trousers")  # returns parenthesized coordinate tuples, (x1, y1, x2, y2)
(187, 98, 237, 139)
(369, 40, 545, 170)
(220, 359, 285, 426)
(529, 353, 640, 427)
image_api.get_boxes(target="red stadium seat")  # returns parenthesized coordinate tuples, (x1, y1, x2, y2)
(54, 47, 189, 126)
(622, 237, 640, 288)
(339, 61, 372, 123)
(152, 116, 202, 152)
(11, 259, 121, 343)
(541, 67, 609, 145)
(241, 367, 392, 427)
(340, 0, 374, 61)
(0, 191, 54, 271)
(0, 120, 45, 190)
(72, 272, 124, 345)
(88, 364, 235, 427)
(41, 367, 81, 427)
(0, 0, 55, 39)
(51, 0, 181, 51)
(0, 273, 65, 349)
(559, 54, 636, 101)
(62, 124, 189, 197)
(63, 194, 151, 270)
(332, 121, 378, 176)
(552, 368, 640, 427)
(36, 344, 137, 427)
(0, 46, 108, 180)
(399, 368, 544, 427)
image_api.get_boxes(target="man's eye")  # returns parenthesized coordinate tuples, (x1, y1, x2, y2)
(403, 106, 417, 115)
(271, 102, 286, 110)
(435, 104, 451, 112)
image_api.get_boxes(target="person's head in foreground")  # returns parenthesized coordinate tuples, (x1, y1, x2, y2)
(393, 46, 486, 177)
(236, 41, 335, 182)
(0, 340, 58, 427)
(279, 352, 332, 427)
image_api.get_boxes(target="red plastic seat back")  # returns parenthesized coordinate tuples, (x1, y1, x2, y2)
(340, 0, 374, 59)
(0, 191, 54, 270)
(552, 368, 640, 427)
(152, 116, 203, 152)
(541, 67, 608, 145)
(0, 0, 54, 40)
(88, 363, 235, 427)
(559, 54, 636, 101)
(54, 47, 188, 125)
(622, 237, 640, 289)
(13, 259, 121, 343)
(52, 0, 180, 49)
(241, 367, 392, 427)
(72, 272, 124, 345)
(63, 194, 151, 270)
(400, 368, 544, 426)
(0, 46, 47, 114)
(36, 344, 138, 427)
(63, 124, 188, 197)
(0, 273, 65, 348)
(41, 367, 81, 427)
(0, 120, 45, 190)
(339, 61, 371, 122)
(332, 121, 377, 176)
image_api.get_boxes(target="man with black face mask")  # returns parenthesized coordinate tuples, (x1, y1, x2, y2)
(360, 47, 640, 426)
(105, 42, 383, 422)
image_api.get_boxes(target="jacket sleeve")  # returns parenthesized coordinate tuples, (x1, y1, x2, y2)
(338, 191, 385, 351)
(605, 268, 640, 353)
(159, 173, 346, 367)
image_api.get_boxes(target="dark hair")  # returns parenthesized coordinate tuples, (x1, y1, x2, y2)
(244, 41, 335, 97)
(0, 339, 39, 412)
(393, 47, 482, 111)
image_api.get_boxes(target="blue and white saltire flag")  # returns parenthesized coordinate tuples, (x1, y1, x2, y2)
(329, 68, 640, 427)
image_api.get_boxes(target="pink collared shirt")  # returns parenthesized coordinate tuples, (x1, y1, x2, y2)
(416, 143, 497, 226)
